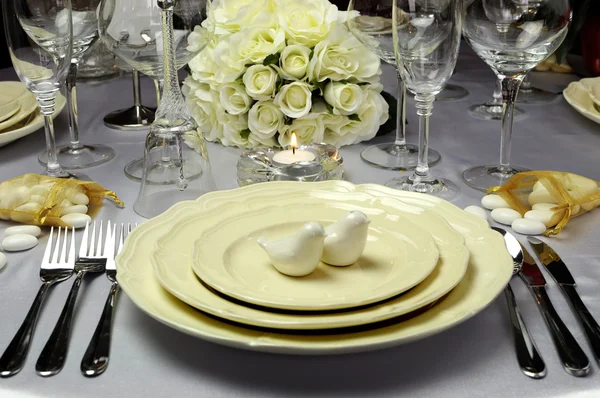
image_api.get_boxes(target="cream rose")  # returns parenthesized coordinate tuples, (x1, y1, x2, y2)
(278, 113, 325, 147)
(212, 0, 274, 35)
(219, 82, 252, 115)
(274, 81, 313, 119)
(248, 100, 284, 141)
(243, 65, 278, 100)
(308, 25, 381, 83)
(219, 110, 251, 148)
(324, 82, 364, 116)
(275, 0, 338, 47)
(278, 44, 311, 80)
(183, 77, 223, 142)
(227, 25, 286, 70)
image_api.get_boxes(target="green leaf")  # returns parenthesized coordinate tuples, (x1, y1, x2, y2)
(324, 102, 334, 114)
(263, 53, 281, 67)
(240, 129, 251, 140)
(348, 114, 361, 122)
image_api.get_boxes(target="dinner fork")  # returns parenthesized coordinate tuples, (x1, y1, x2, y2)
(81, 223, 132, 377)
(36, 221, 113, 377)
(0, 227, 75, 377)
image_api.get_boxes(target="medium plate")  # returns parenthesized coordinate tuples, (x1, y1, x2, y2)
(118, 181, 513, 355)
(191, 202, 438, 311)
(151, 191, 467, 329)
(563, 78, 600, 125)
(0, 82, 38, 131)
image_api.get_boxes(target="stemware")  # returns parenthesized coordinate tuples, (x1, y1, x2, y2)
(469, 79, 526, 121)
(388, 0, 462, 200)
(38, 0, 115, 169)
(516, 74, 557, 104)
(462, 0, 570, 191)
(348, 0, 441, 171)
(99, 0, 198, 181)
(2, 0, 73, 177)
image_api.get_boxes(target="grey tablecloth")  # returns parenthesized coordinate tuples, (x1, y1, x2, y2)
(1, 46, 599, 398)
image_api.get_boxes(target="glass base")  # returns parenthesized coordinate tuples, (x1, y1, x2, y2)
(516, 87, 557, 104)
(462, 164, 530, 192)
(385, 174, 460, 201)
(127, 156, 203, 185)
(103, 105, 156, 131)
(361, 142, 441, 171)
(468, 103, 527, 121)
(39, 144, 115, 169)
(436, 84, 469, 101)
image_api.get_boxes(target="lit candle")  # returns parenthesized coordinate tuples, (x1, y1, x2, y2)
(272, 133, 316, 165)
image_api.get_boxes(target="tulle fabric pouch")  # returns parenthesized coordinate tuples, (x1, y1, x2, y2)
(489, 171, 600, 236)
(0, 174, 123, 226)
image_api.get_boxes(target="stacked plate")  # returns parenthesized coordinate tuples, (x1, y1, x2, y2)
(0, 81, 66, 147)
(117, 181, 513, 355)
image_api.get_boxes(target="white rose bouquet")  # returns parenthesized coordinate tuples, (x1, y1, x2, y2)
(183, 0, 389, 149)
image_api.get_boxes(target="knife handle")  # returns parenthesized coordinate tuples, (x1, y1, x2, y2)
(504, 285, 546, 379)
(530, 286, 590, 377)
(560, 284, 600, 364)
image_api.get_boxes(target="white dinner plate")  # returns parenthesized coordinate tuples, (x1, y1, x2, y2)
(0, 93, 65, 148)
(563, 77, 600, 125)
(151, 189, 468, 329)
(118, 181, 513, 355)
(0, 82, 38, 131)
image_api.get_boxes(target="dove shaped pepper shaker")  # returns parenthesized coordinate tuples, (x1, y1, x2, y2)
(322, 211, 371, 266)
(257, 222, 326, 277)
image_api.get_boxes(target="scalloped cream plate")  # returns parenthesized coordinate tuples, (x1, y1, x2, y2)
(152, 190, 467, 330)
(563, 77, 600, 125)
(118, 181, 513, 355)
(190, 202, 438, 311)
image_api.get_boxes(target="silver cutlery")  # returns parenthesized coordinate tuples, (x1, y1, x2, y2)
(36, 221, 113, 377)
(493, 227, 546, 379)
(81, 223, 131, 377)
(498, 230, 590, 376)
(0, 227, 75, 377)
(528, 237, 600, 364)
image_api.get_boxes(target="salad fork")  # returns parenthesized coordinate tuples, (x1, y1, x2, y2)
(36, 221, 113, 377)
(0, 227, 75, 377)
(81, 223, 132, 377)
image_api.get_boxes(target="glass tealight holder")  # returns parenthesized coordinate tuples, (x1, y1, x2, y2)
(237, 143, 344, 186)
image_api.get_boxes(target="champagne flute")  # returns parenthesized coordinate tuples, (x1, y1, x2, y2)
(462, 0, 570, 191)
(387, 0, 462, 199)
(2, 0, 73, 177)
(348, 0, 441, 171)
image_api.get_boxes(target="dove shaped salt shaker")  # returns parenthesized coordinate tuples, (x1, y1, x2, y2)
(322, 211, 371, 266)
(257, 222, 326, 277)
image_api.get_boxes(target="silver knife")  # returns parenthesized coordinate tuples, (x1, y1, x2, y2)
(528, 237, 600, 365)
(518, 240, 590, 376)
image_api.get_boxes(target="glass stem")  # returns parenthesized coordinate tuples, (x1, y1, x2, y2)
(499, 76, 524, 173)
(412, 93, 435, 182)
(66, 61, 83, 150)
(491, 79, 502, 105)
(394, 70, 407, 147)
(37, 93, 64, 177)
(520, 74, 532, 92)
(132, 70, 142, 107)
(154, 78, 164, 107)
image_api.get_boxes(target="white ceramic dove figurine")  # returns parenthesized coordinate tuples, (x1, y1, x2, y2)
(257, 221, 326, 277)
(322, 211, 371, 266)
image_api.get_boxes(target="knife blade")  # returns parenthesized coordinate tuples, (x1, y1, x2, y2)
(528, 237, 600, 365)
(516, 240, 590, 376)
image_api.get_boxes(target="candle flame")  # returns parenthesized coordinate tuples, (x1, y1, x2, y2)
(291, 132, 298, 149)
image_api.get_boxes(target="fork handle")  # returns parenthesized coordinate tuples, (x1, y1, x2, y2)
(0, 282, 51, 377)
(35, 271, 85, 377)
(81, 282, 119, 377)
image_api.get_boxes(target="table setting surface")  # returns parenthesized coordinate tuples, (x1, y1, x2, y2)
(0, 45, 600, 398)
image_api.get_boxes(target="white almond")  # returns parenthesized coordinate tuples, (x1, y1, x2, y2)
(11, 202, 42, 223)
(21, 174, 40, 187)
(60, 213, 91, 229)
(29, 194, 46, 205)
(481, 195, 510, 210)
(60, 204, 88, 216)
(512, 218, 546, 236)
(30, 184, 51, 197)
(0, 181, 15, 194)
(566, 174, 598, 196)
(532, 203, 558, 211)
(71, 193, 89, 206)
(528, 187, 557, 206)
(2, 234, 38, 252)
(0, 252, 6, 270)
(5, 225, 42, 237)
(491, 208, 522, 225)
(524, 209, 564, 227)
(464, 205, 488, 221)
(532, 180, 545, 191)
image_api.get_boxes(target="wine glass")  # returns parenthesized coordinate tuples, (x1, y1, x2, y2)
(2, 0, 72, 177)
(462, 0, 570, 191)
(387, 0, 462, 199)
(348, 0, 441, 171)
(99, 0, 200, 181)
(38, 0, 116, 169)
(469, 78, 526, 120)
(516, 74, 557, 104)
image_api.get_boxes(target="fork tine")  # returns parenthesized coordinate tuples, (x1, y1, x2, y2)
(59, 227, 69, 264)
(95, 220, 104, 257)
(104, 221, 112, 256)
(89, 221, 97, 257)
(68, 227, 75, 266)
(79, 222, 89, 258)
(42, 227, 55, 265)
(51, 227, 62, 264)
(117, 224, 125, 254)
